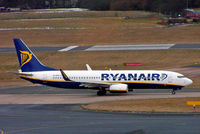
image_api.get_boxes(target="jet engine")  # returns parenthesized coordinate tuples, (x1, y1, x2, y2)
(109, 84, 128, 93)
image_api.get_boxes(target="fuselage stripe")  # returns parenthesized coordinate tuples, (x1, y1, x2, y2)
(19, 75, 184, 87)
(96, 81, 184, 87)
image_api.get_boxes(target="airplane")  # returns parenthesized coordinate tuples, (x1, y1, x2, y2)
(185, 9, 200, 19)
(13, 38, 193, 96)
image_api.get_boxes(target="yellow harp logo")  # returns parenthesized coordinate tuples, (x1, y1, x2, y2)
(20, 51, 32, 67)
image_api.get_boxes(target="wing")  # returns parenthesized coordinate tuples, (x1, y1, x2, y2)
(59, 69, 120, 88)
(79, 81, 112, 88)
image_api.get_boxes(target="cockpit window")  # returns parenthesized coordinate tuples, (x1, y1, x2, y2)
(177, 76, 185, 78)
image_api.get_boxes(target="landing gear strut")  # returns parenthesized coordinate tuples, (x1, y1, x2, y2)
(97, 89, 107, 96)
(171, 88, 181, 95)
(171, 90, 176, 95)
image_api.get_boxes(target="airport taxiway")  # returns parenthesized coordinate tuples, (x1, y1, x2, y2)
(0, 104, 200, 134)
(0, 86, 200, 104)
(0, 86, 200, 134)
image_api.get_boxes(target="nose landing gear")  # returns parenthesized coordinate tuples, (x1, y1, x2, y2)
(171, 88, 182, 95)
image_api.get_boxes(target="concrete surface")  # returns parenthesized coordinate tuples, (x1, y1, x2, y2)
(0, 86, 200, 134)
(1, 44, 200, 53)
(0, 104, 200, 134)
(0, 86, 200, 104)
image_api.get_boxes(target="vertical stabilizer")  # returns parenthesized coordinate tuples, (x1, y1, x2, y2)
(14, 38, 56, 72)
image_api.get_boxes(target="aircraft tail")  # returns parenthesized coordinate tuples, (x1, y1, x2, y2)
(13, 38, 56, 72)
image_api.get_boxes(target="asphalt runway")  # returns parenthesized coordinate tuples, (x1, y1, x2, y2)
(1, 85, 200, 94)
(1, 43, 200, 53)
(0, 86, 200, 104)
(0, 86, 200, 134)
(0, 104, 200, 134)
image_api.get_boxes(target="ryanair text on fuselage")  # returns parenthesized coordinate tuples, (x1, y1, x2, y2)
(101, 73, 168, 81)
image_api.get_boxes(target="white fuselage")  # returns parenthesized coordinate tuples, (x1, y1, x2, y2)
(19, 70, 192, 90)
(13, 38, 193, 95)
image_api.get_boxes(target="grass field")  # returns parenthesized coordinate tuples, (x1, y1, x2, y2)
(0, 50, 200, 88)
(0, 10, 199, 88)
(0, 10, 156, 20)
(0, 11, 200, 47)
(82, 97, 200, 113)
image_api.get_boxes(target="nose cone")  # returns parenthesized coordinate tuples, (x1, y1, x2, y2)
(185, 78, 193, 86)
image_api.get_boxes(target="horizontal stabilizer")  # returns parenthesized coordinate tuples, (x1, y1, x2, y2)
(9, 71, 33, 76)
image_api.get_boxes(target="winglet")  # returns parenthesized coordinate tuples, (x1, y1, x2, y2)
(60, 69, 72, 81)
(86, 64, 92, 71)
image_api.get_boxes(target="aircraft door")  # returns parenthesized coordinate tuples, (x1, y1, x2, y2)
(42, 74, 48, 84)
(43, 74, 47, 79)
(168, 76, 173, 83)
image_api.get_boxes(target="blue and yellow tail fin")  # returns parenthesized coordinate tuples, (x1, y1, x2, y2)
(14, 38, 56, 72)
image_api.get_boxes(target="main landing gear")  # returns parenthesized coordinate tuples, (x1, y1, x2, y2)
(171, 90, 176, 95)
(97, 89, 107, 96)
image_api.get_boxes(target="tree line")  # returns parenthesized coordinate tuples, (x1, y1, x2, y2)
(1, 0, 200, 14)
(77, 0, 200, 14)
(0, 0, 67, 9)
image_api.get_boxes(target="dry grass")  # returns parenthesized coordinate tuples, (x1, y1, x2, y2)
(190, 76, 200, 88)
(0, 11, 200, 87)
(0, 50, 200, 87)
(0, 17, 200, 47)
(0, 11, 156, 20)
(82, 97, 200, 113)
(0, 81, 31, 87)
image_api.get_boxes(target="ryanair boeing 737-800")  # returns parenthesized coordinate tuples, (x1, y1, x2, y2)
(13, 39, 193, 96)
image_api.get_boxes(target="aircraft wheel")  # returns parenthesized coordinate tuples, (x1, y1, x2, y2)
(97, 90, 106, 96)
(171, 90, 176, 95)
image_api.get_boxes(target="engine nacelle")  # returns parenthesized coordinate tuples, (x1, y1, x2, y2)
(109, 84, 128, 93)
